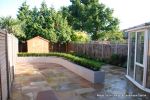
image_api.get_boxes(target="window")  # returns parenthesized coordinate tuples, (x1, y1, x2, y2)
(128, 32, 136, 77)
(136, 32, 145, 64)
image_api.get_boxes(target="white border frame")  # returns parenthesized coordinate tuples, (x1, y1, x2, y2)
(126, 75, 150, 93)
(143, 29, 148, 87)
(126, 28, 150, 93)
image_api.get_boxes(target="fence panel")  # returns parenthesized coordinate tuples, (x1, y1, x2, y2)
(69, 42, 128, 59)
(7, 34, 18, 90)
(0, 30, 8, 100)
(0, 30, 18, 100)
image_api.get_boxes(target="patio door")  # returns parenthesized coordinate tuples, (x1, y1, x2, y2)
(127, 30, 147, 84)
(134, 31, 145, 85)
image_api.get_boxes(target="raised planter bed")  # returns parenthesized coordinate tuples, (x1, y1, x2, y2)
(17, 57, 105, 83)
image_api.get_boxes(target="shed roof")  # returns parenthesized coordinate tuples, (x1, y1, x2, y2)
(124, 22, 150, 32)
(27, 36, 49, 42)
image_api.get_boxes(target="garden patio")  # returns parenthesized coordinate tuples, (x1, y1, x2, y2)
(1, 0, 150, 100)
(11, 61, 150, 100)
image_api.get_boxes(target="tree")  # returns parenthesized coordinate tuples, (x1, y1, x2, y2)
(0, 16, 25, 40)
(17, 1, 73, 43)
(38, 2, 58, 43)
(61, 0, 120, 40)
(17, 1, 30, 21)
(98, 30, 124, 41)
(53, 12, 73, 43)
(0, 16, 17, 33)
(71, 31, 90, 43)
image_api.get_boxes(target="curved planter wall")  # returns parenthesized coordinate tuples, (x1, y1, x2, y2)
(17, 57, 105, 83)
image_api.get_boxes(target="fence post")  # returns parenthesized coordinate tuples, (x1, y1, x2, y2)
(115, 43, 118, 54)
(92, 43, 93, 57)
(102, 42, 104, 59)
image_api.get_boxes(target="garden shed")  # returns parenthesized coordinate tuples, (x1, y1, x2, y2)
(27, 36, 49, 53)
(125, 22, 150, 93)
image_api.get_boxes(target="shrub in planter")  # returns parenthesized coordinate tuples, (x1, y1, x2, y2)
(18, 52, 104, 71)
(68, 52, 127, 68)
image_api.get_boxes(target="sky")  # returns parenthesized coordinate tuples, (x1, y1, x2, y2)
(0, 0, 150, 29)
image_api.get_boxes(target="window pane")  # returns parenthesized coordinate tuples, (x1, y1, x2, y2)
(135, 65, 143, 85)
(128, 32, 135, 77)
(136, 32, 144, 64)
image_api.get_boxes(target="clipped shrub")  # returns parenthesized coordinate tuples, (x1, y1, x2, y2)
(108, 54, 120, 65)
(18, 52, 104, 71)
(108, 54, 127, 68)
(69, 52, 127, 68)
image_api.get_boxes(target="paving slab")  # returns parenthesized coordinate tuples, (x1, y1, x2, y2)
(36, 90, 58, 100)
(74, 88, 95, 95)
(11, 63, 150, 100)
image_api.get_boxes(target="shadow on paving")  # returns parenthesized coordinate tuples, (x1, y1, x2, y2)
(11, 63, 150, 100)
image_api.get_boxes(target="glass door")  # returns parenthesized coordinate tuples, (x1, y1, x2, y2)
(134, 31, 145, 85)
(127, 29, 150, 92)
(128, 32, 136, 78)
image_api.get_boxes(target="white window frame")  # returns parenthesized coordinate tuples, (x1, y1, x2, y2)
(126, 28, 150, 93)
(127, 29, 148, 87)
(134, 30, 146, 85)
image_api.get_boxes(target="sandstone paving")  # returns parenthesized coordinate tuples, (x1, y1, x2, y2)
(11, 63, 150, 100)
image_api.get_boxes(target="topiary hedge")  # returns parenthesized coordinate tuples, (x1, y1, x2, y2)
(69, 51, 127, 68)
(18, 52, 104, 71)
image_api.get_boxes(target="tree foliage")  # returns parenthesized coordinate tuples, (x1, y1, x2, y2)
(17, 1, 73, 43)
(71, 31, 90, 43)
(17, 2, 30, 21)
(0, 16, 25, 40)
(1, 1, 122, 43)
(0, 16, 17, 33)
(61, 0, 120, 40)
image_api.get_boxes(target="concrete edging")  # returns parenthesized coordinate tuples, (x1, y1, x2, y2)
(17, 57, 105, 83)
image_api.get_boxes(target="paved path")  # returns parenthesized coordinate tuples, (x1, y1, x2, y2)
(11, 63, 150, 100)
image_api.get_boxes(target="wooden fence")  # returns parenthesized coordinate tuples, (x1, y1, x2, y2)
(0, 30, 18, 100)
(69, 42, 128, 59)
(19, 42, 69, 53)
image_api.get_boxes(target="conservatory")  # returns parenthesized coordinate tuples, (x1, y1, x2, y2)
(125, 22, 150, 93)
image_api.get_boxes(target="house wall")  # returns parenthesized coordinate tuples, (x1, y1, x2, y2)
(0, 30, 18, 100)
(27, 37, 49, 53)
